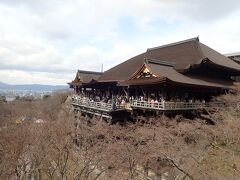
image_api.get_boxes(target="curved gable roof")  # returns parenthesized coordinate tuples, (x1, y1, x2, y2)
(120, 60, 234, 89)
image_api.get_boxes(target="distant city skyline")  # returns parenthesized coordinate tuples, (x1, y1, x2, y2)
(0, 0, 240, 85)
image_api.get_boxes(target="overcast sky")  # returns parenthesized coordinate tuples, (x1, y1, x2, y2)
(0, 0, 240, 85)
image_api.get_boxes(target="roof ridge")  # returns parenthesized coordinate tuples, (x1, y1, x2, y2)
(224, 52, 240, 57)
(78, 70, 103, 74)
(147, 37, 199, 52)
(145, 58, 175, 67)
(195, 40, 205, 59)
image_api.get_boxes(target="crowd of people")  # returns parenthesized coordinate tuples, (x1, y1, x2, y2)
(73, 91, 207, 109)
(74, 92, 165, 106)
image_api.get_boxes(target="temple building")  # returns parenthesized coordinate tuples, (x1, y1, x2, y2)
(68, 37, 240, 120)
(225, 52, 240, 81)
(225, 52, 240, 64)
(68, 70, 103, 94)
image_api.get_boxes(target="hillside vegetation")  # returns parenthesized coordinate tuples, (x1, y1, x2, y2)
(0, 90, 239, 180)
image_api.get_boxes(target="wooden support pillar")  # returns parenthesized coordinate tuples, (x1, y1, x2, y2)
(76, 86, 79, 94)
(163, 85, 167, 100)
(136, 87, 138, 98)
(122, 86, 129, 99)
(146, 89, 148, 100)
(127, 87, 129, 101)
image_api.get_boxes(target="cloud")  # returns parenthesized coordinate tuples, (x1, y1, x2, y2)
(0, 0, 240, 85)
(0, 70, 72, 85)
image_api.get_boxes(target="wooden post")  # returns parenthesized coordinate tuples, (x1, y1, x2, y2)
(84, 88, 86, 96)
(127, 87, 129, 101)
(136, 87, 138, 99)
(163, 85, 167, 100)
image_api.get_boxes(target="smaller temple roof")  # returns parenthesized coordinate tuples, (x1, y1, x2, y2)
(68, 70, 103, 86)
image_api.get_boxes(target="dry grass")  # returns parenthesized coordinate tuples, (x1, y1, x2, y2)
(0, 89, 240, 179)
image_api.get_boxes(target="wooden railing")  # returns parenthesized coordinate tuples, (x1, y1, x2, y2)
(131, 100, 164, 110)
(163, 102, 204, 110)
(71, 96, 121, 111)
(72, 96, 225, 112)
(131, 100, 224, 110)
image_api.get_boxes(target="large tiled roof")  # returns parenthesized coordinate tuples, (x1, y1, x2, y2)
(98, 53, 146, 82)
(98, 37, 240, 82)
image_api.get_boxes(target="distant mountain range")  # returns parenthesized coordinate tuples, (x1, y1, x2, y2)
(0, 82, 68, 91)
